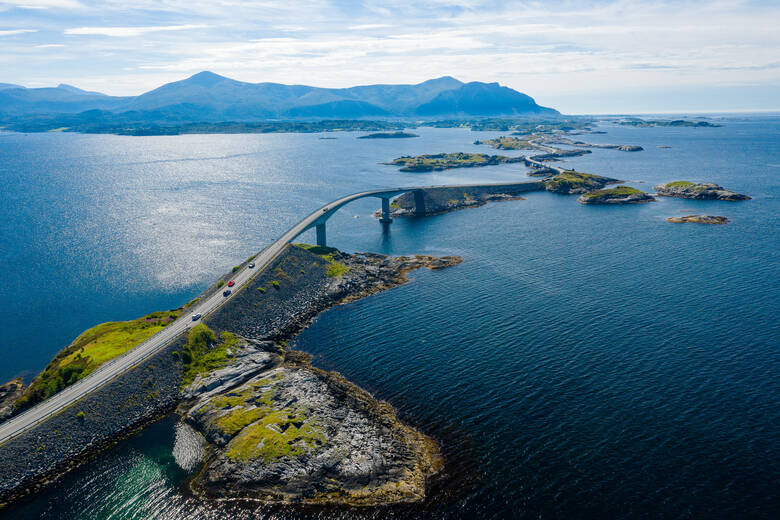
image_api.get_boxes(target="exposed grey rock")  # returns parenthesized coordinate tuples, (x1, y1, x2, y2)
(654, 182, 750, 201)
(0, 379, 24, 422)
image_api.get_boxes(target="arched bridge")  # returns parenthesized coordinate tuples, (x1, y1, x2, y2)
(289, 181, 541, 247)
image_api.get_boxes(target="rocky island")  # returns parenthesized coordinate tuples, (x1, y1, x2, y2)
(358, 131, 418, 139)
(387, 153, 525, 172)
(654, 181, 750, 201)
(542, 170, 621, 194)
(578, 186, 656, 204)
(666, 215, 729, 224)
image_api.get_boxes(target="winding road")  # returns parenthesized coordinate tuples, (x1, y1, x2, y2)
(0, 181, 541, 445)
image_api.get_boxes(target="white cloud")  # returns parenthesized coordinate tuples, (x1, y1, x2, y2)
(348, 24, 392, 30)
(0, 29, 36, 35)
(65, 24, 206, 37)
(8, 0, 83, 8)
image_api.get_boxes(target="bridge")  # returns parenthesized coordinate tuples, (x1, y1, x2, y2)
(0, 180, 542, 445)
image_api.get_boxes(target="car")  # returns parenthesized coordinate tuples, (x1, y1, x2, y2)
(248, 263, 255, 268)
(191, 313, 202, 321)
(222, 290, 231, 297)
(227, 280, 235, 287)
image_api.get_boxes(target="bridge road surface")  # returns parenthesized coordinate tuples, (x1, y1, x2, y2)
(0, 182, 541, 445)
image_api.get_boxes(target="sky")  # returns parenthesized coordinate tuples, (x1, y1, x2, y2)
(1, 0, 779, 114)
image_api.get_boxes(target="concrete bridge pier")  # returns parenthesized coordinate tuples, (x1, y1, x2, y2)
(379, 197, 393, 224)
(413, 190, 426, 216)
(316, 223, 327, 247)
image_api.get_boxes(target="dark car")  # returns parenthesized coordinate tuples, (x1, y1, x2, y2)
(227, 280, 235, 287)
(222, 290, 231, 297)
(191, 313, 202, 321)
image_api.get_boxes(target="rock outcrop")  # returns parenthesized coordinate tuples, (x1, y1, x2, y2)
(0, 379, 24, 422)
(182, 347, 441, 505)
(543, 171, 621, 194)
(666, 215, 729, 224)
(578, 186, 655, 204)
(654, 181, 750, 201)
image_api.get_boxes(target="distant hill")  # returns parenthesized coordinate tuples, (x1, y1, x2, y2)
(0, 72, 558, 123)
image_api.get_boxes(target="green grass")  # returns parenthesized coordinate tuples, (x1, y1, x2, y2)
(181, 328, 237, 387)
(295, 243, 350, 278)
(665, 180, 695, 187)
(16, 309, 182, 409)
(226, 409, 324, 462)
(326, 262, 348, 278)
(543, 170, 605, 192)
(584, 186, 643, 198)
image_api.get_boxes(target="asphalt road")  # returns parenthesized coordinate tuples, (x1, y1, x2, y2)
(0, 182, 541, 445)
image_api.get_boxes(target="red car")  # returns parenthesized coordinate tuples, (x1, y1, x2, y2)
(227, 280, 235, 287)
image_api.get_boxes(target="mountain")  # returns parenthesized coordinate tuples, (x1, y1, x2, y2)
(0, 72, 558, 121)
(416, 81, 557, 116)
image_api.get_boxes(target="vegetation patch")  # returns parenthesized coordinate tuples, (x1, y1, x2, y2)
(16, 309, 182, 409)
(226, 408, 325, 462)
(295, 243, 349, 278)
(666, 180, 695, 187)
(181, 327, 238, 387)
(583, 186, 643, 198)
(543, 170, 614, 193)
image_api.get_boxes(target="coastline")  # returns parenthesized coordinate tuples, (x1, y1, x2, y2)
(0, 245, 461, 509)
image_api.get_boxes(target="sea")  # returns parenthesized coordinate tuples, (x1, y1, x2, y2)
(0, 115, 778, 519)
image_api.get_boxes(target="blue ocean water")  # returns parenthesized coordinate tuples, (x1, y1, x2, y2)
(1, 116, 778, 519)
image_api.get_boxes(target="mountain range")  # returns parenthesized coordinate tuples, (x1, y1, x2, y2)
(0, 72, 558, 123)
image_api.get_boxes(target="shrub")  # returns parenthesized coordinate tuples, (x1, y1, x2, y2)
(232, 265, 240, 273)
(217, 280, 225, 288)
(76, 411, 85, 421)
(271, 281, 280, 288)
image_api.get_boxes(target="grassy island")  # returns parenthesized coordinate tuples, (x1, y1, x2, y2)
(388, 152, 524, 172)
(474, 136, 537, 150)
(578, 186, 655, 204)
(16, 309, 182, 409)
(543, 170, 619, 194)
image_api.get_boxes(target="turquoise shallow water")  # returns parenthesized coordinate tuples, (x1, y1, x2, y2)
(1, 117, 778, 519)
